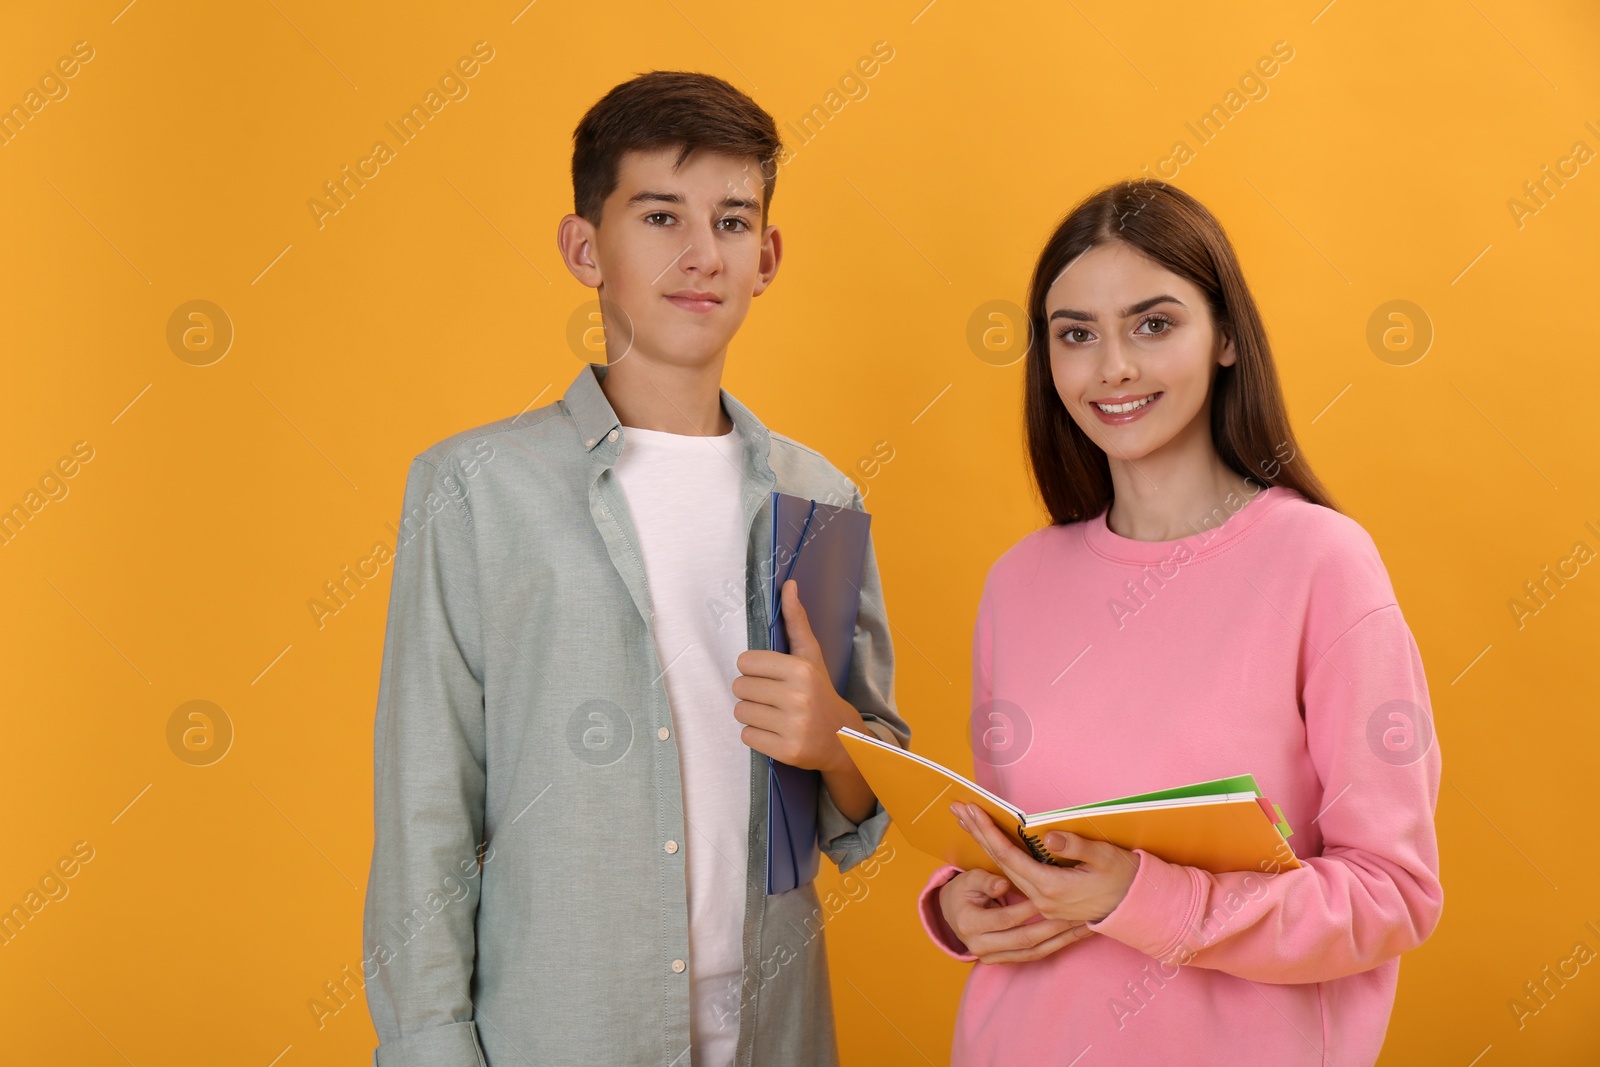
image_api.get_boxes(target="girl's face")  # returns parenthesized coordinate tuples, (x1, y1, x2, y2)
(1044, 241, 1235, 464)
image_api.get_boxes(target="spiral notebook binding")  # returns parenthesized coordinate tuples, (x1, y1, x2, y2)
(1019, 828, 1057, 866)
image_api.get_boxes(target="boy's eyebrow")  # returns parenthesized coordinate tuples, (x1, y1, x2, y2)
(625, 190, 760, 212)
(1049, 295, 1187, 322)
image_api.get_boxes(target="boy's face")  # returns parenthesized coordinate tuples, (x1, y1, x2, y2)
(560, 146, 781, 370)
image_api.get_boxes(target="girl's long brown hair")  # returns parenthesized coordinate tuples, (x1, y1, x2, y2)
(1023, 180, 1338, 525)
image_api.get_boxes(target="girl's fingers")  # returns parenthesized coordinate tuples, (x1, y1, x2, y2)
(975, 922, 1095, 965)
(957, 807, 1005, 865)
(964, 896, 1043, 935)
(966, 917, 1078, 957)
(962, 805, 1043, 899)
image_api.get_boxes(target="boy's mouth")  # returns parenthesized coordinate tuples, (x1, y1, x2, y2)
(664, 289, 722, 314)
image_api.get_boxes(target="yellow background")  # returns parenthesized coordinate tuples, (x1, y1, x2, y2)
(3, 0, 1597, 1063)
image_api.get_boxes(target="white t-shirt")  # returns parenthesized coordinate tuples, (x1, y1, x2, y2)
(610, 421, 751, 1067)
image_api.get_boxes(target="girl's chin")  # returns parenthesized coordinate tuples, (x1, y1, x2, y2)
(1070, 415, 1167, 444)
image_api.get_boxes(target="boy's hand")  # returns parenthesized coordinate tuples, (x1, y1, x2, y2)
(954, 801, 1141, 925)
(732, 579, 862, 774)
(937, 868, 1094, 965)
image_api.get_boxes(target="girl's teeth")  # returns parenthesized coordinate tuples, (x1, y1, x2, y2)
(1095, 395, 1155, 414)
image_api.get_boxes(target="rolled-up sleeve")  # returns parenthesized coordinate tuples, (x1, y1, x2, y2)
(363, 455, 490, 1067)
(818, 485, 911, 872)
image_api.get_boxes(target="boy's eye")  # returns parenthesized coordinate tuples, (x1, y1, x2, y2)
(641, 212, 750, 230)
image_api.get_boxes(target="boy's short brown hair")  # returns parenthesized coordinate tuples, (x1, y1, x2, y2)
(571, 71, 783, 226)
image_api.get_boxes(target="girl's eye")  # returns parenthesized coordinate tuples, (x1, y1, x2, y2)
(1055, 314, 1175, 345)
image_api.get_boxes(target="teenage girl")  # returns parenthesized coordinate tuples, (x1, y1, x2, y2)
(920, 181, 1442, 1066)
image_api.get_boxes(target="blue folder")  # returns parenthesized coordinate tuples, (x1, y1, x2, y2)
(765, 491, 872, 895)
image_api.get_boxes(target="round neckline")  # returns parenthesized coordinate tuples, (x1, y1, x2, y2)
(618, 423, 741, 449)
(1082, 485, 1293, 564)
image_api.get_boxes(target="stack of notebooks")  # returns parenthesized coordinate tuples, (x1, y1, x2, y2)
(764, 491, 873, 895)
(837, 727, 1301, 874)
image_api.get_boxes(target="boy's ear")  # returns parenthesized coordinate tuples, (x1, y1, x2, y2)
(751, 224, 783, 298)
(556, 213, 602, 288)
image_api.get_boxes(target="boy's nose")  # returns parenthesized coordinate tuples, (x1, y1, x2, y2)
(674, 231, 723, 275)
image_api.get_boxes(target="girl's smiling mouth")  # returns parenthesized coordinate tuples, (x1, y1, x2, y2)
(1090, 391, 1162, 424)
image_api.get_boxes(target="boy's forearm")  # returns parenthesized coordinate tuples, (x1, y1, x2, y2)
(821, 758, 877, 824)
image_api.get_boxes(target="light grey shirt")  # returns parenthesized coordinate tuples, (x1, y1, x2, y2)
(362, 362, 911, 1067)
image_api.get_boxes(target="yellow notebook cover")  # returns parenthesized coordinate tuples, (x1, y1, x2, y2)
(838, 727, 1301, 875)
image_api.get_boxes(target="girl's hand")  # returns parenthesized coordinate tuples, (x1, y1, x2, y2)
(954, 801, 1141, 925)
(937, 868, 1094, 965)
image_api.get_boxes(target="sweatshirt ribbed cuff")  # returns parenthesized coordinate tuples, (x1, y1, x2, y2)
(916, 865, 978, 962)
(1086, 848, 1203, 964)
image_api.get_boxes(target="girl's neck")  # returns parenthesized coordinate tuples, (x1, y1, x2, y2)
(1103, 433, 1256, 543)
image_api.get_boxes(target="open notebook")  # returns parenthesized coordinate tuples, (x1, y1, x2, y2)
(838, 727, 1300, 874)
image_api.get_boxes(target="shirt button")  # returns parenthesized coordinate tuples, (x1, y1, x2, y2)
(671, 959, 686, 973)
(657, 727, 670, 740)
(607, 428, 619, 442)
(664, 840, 679, 854)
(584, 437, 595, 448)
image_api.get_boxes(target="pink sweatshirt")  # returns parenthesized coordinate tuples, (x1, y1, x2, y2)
(917, 486, 1443, 1067)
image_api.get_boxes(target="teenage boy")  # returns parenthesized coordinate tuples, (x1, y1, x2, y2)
(362, 71, 909, 1067)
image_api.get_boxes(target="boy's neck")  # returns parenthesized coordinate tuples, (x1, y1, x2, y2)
(598, 352, 734, 436)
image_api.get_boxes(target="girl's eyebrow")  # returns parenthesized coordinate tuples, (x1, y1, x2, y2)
(1049, 294, 1187, 322)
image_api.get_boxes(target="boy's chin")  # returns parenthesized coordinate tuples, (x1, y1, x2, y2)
(633, 328, 742, 368)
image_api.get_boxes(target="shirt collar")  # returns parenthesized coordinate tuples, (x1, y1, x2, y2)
(562, 361, 774, 473)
